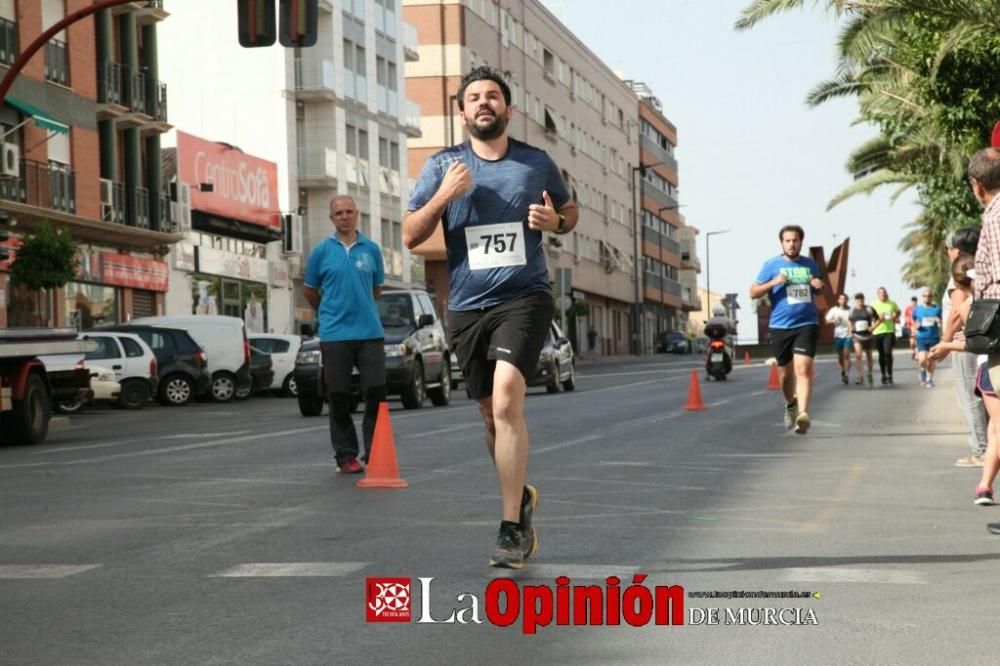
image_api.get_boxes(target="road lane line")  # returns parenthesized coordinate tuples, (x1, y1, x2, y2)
(210, 562, 370, 577)
(493, 564, 639, 579)
(783, 568, 926, 585)
(0, 564, 101, 579)
(32, 431, 254, 455)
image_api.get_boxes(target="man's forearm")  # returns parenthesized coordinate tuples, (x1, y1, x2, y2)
(304, 287, 320, 310)
(403, 193, 450, 249)
(749, 281, 772, 299)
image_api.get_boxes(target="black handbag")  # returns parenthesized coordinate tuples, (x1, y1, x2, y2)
(964, 299, 1000, 354)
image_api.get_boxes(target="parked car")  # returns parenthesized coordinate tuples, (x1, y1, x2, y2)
(248, 333, 302, 396)
(79, 331, 158, 409)
(294, 289, 452, 416)
(658, 330, 692, 354)
(87, 365, 121, 404)
(91, 324, 211, 406)
(36, 353, 93, 414)
(235, 345, 274, 400)
(130, 315, 251, 402)
(449, 351, 463, 391)
(528, 321, 576, 394)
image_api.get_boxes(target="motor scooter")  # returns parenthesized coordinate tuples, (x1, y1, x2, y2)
(704, 330, 732, 381)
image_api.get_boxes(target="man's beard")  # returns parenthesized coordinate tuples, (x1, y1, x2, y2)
(466, 110, 507, 141)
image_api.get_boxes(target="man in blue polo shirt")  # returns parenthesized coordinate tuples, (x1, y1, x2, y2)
(749, 225, 826, 434)
(304, 195, 385, 474)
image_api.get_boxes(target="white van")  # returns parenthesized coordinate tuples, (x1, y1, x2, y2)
(130, 315, 251, 402)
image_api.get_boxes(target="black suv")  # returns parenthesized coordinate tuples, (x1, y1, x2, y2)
(295, 289, 451, 416)
(91, 325, 211, 406)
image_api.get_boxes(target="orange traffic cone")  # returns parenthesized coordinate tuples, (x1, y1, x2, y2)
(357, 402, 408, 488)
(743, 350, 752, 366)
(684, 370, 706, 411)
(767, 363, 781, 390)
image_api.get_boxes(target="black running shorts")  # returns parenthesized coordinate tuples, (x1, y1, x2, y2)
(770, 325, 818, 366)
(447, 291, 554, 400)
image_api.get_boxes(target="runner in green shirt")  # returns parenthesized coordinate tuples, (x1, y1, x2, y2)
(870, 287, 901, 384)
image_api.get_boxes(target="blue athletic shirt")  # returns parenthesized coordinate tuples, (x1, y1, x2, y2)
(913, 303, 942, 342)
(755, 255, 822, 329)
(407, 139, 570, 311)
(304, 233, 385, 342)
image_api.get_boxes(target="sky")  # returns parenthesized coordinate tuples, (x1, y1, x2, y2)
(542, 0, 921, 342)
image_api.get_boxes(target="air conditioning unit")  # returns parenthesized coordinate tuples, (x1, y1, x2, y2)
(282, 213, 303, 255)
(170, 181, 192, 232)
(0, 142, 19, 178)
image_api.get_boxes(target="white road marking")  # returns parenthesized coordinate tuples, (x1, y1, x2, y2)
(750, 390, 767, 396)
(33, 431, 253, 455)
(783, 568, 926, 584)
(0, 564, 101, 579)
(159, 431, 251, 439)
(210, 562, 370, 577)
(494, 564, 639, 579)
(416, 423, 483, 437)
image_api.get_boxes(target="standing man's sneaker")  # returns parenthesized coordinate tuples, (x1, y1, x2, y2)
(338, 457, 364, 474)
(975, 486, 995, 506)
(881, 375, 888, 385)
(489, 521, 526, 569)
(956, 454, 985, 468)
(519, 485, 539, 560)
(887, 376, 894, 385)
(784, 398, 798, 430)
(794, 412, 811, 435)
(867, 373, 874, 387)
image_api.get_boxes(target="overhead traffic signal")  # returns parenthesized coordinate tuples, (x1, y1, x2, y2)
(279, 0, 318, 47)
(237, 0, 277, 48)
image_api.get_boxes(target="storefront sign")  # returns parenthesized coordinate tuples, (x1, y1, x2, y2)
(176, 131, 280, 230)
(101, 253, 169, 292)
(73, 249, 168, 292)
(171, 242, 196, 272)
(196, 245, 268, 283)
(269, 260, 290, 288)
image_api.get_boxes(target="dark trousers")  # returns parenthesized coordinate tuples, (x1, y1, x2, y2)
(320, 340, 386, 465)
(875, 333, 895, 377)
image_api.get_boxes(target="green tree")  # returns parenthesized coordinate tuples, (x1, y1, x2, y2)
(10, 221, 78, 290)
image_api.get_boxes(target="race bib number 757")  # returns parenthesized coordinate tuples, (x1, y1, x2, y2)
(466, 222, 527, 270)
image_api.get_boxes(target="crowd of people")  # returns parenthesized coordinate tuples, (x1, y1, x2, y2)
(752, 147, 1000, 534)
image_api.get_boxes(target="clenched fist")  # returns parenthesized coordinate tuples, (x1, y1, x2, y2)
(437, 160, 474, 203)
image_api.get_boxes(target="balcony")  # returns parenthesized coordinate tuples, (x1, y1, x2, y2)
(97, 61, 127, 119)
(642, 178, 679, 211)
(681, 292, 702, 312)
(294, 58, 337, 102)
(44, 39, 70, 87)
(662, 236, 681, 256)
(343, 72, 368, 106)
(158, 189, 172, 231)
(664, 278, 682, 297)
(640, 134, 678, 173)
(100, 180, 126, 225)
(118, 68, 170, 133)
(402, 100, 421, 138)
(130, 186, 150, 229)
(111, 1, 146, 14)
(681, 248, 701, 272)
(297, 146, 339, 189)
(402, 22, 418, 61)
(0, 159, 76, 214)
(135, 0, 169, 25)
(0, 16, 17, 67)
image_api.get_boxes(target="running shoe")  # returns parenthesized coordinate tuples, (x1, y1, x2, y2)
(881, 376, 888, 385)
(975, 486, 995, 506)
(784, 398, 797, 430)
(519, 484, 539, 560)
(338, 457, 363, 474)
(956, 454, 985, 468)
(841, 371, 848, 385)
(489, 521, 526, 569)
(794, 411, 811, 435)
(867, 373, 874, 388)
(926, 379, 935, 388)
(918, 369, 927, 386)
(988, 522, 1000, 535)
(854, 376, 863, 385)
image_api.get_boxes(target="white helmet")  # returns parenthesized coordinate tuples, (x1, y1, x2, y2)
(712, 305, 726, 317)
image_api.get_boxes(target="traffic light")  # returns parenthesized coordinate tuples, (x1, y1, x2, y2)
(238, 0, 277, 48)
(279, 0, 318, 47)
(0, 212, 11, 262)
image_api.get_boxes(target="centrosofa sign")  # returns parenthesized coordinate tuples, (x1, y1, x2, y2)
(177, 131, 280, 230)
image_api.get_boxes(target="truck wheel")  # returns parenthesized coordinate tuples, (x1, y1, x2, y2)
(9, 374, 50, 444)
(117, 379, 150, 410)
(298, 392, 324, 417)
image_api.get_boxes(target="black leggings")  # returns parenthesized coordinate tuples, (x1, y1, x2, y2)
(875, 333, 895, 377)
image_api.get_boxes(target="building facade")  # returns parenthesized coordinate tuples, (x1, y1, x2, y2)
(403, 0, 639, 355)
(0, 0, 175, 329)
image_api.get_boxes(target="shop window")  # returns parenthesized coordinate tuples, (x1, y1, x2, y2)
(65, 282, 119, 330)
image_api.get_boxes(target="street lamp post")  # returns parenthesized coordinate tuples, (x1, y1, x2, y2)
(704, 229, 731, 321)
(630, 161, 668, 356)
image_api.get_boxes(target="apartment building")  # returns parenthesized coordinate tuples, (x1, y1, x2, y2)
(0, 0, 175, 328)
(156, 0, 423, 334)
(677, 221, 702, 322)
(403, 0, 638, 355)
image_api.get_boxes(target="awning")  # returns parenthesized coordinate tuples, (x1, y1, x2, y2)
(4, 97, 69, 134)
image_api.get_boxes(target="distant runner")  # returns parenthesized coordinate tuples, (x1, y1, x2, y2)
(826, 293, 852, 385)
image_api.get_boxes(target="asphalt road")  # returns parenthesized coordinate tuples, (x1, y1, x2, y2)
(0, 352, 993, 664)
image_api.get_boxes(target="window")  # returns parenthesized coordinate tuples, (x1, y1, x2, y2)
(358, 129, 369, 159)
(346, 124, 357, 155)
(85, 336, 121, 360)
(390, 142, 399, 171)
(387, 61, 397, 91)
(543, 49, 555, 79)
(361, 213, 371, 236)
(379, 137, 389, 167)
(121, 337, 145, 358)
(65, 283, 118, 329)
(543, 107, 557, 134)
